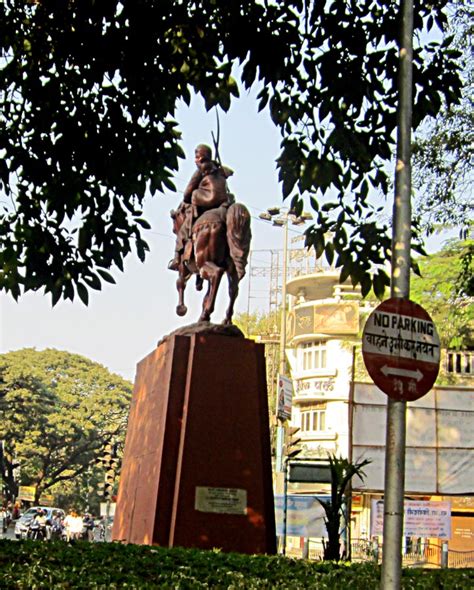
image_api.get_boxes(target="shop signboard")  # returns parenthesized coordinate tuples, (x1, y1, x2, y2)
(17, 486, 36, 502)
(371, 499, 451, 539)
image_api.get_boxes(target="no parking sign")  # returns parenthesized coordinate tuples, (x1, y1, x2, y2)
(362, 298, 440, 401)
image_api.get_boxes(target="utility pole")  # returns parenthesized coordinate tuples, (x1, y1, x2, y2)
(381, 1, 413, 588)
(258, 207, 312, 554)
(258, 208, 311, 461)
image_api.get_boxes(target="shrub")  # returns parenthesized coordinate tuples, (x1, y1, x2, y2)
(0, 540, 472, 589)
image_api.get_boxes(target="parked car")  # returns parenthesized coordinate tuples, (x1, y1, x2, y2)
(14, 507, 65, 540)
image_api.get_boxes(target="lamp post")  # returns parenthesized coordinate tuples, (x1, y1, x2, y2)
(258, 208, 312, 462)
(259, 206, 312, 554)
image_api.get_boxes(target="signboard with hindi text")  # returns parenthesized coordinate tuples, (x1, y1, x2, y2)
(40, 495, 54, 507)
(371, 499, 451, 539)
(362, 297, 440, 401)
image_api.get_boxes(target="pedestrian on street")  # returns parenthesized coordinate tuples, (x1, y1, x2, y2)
(64, 510, 83, 542)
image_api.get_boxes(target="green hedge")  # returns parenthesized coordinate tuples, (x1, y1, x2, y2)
(0, 540, 472, 589)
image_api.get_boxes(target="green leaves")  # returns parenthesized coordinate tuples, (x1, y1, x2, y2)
(266, 0, 459, 292)
(0, 1, 462, 303)
(0, 349, 132, 504)
(304, 202, 392, 300)
(412, 2, 472, 240)
(410, 239, 474, 350)
(300, 153, 343, 193)
(76, 282, 89, 306)
(277, 139, 305, 198)
(1, 539, 470, 588)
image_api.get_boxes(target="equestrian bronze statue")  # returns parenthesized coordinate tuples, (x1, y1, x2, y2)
(168, 145, 251, 324)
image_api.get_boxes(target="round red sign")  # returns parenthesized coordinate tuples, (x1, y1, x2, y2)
(362, 298, 440, 401)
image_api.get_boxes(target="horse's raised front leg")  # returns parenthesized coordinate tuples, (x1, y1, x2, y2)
(199, 261, 224, 322)
(176, 263, 190, 317)
(223, 267, 239, 325)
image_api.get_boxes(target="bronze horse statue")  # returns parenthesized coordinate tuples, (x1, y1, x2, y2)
(171, 202, 251, 324)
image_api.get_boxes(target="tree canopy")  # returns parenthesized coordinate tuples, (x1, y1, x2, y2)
(0, 348, 132, 503)
(412, 0, 473, 237)
(0, 1, 462, 302)
(234, 310, 281, 417)
(410, 239, 474, 350)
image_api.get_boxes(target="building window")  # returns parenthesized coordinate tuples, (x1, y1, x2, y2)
(301, 341, 327, 371)
(301, 404, 327, 433)
(447, 351, 473, 374)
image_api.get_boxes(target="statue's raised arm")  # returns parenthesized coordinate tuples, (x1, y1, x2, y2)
(168, 144, 251, 324)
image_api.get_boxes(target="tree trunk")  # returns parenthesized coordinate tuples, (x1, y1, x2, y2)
(0, 447, 19, 502)
(2, 468, 19, 502)
(324, 515, 342, 561)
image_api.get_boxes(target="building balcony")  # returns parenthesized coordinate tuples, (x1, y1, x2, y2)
(446, 350, 473, 376)
(300, 431, 338, 442)
(287, 269, 361, 302)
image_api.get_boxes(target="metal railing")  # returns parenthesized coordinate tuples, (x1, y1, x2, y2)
(446, 350, 474, 375)
(448, 548, 474, 569)
(300, 538, 474, 568)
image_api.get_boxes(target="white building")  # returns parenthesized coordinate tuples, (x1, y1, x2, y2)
(285, 268, 368, 459)
(282, 261, 474, 563)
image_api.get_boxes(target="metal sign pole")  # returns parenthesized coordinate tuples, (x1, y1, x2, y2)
(381, 1, 414, 588)
(282, 457, 289, 555)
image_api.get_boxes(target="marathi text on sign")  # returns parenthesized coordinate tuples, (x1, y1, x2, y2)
(296, 378, 335, 396)
(371, 500, 451, 539)
(362, 298, 440, 401)
(363, 310, 439, 363)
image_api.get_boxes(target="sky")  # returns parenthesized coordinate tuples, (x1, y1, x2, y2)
(0, 88, 450, 383)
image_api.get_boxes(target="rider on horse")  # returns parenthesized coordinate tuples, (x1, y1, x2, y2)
(168, 144, 233, 271)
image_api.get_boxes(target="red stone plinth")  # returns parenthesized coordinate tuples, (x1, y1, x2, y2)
(112, 333, 276, 554)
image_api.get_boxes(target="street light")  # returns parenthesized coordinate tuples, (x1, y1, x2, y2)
(259, 206, 312, 476)
(260, 205, 313, 554)
(267, 207, 281, 216)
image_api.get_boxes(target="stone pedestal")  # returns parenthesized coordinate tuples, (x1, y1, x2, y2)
(112, 332, 276, 554)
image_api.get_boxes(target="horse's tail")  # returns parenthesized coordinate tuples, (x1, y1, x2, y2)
(226, 203, 251, 280)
